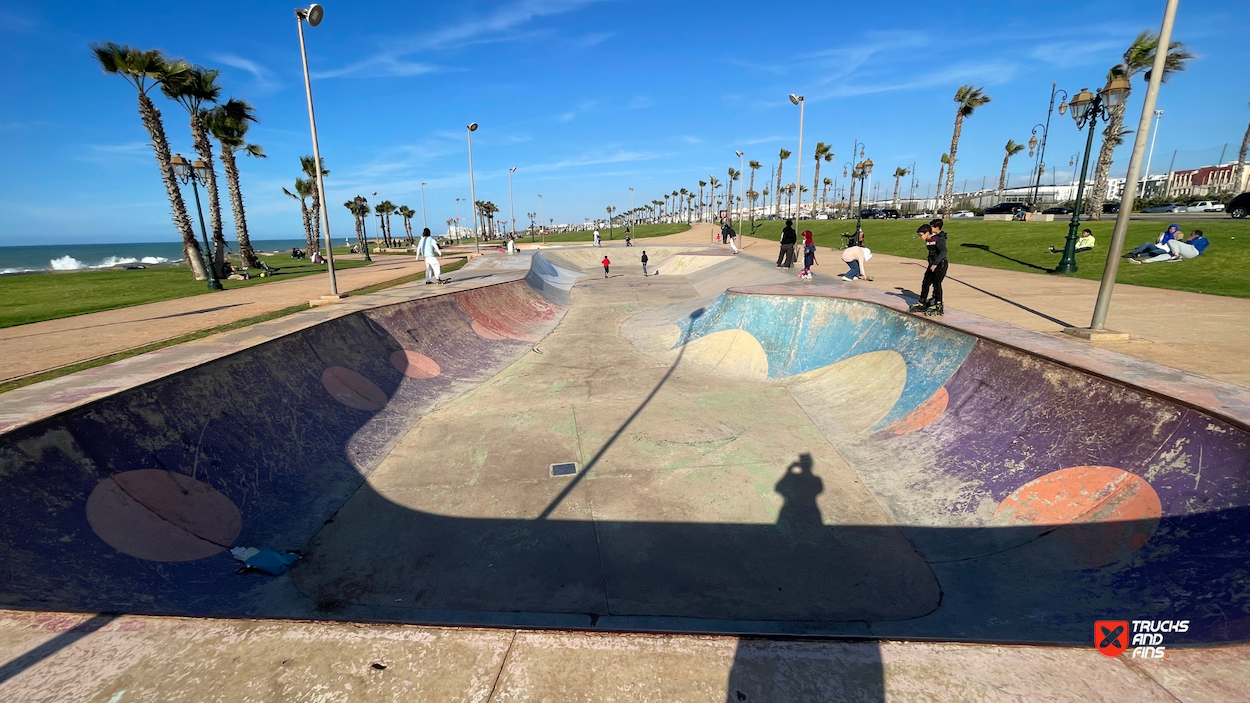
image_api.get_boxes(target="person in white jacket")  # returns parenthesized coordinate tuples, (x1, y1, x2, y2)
(416, 228, 447, 284)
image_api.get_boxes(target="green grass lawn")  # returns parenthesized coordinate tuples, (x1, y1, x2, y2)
(0, 249, 370, 328)
(740, 217, 1250, 298)
(513, 222, 692, 243)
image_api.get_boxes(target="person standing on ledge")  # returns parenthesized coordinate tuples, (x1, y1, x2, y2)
(777, 219, 797, 268)
(909, 219, 948, 316)
(417, 227, 448, 284)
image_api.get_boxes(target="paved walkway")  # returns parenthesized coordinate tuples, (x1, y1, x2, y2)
(0, 254, 452, 382)
(644, 223, 1250, 388)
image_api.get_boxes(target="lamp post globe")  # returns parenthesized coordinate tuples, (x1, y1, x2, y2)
(304, 3, 324, 25)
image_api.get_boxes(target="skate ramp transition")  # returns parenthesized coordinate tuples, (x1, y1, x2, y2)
(0, 250, 1247, 646)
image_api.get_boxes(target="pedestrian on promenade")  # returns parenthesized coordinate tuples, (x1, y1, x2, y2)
(722, 221, 739, 254)
(417, 227, 447, 284)
(594, 229, 601, 247)
(641, 251, 649, 276)
(909, 219, 948, 315)
(777, 219, 797, 268)
(602, 255, 611, 278)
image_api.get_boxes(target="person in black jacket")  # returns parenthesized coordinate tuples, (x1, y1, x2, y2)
(776, 219, 797, 268)
(910, 219, 948, 316)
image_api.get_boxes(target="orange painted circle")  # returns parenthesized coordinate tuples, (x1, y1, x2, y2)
(995, 466, 1162, 568)
(86, 470, 242, 562)
(322, 366, 388, 411)
(886, 387, 948, 435)
(471, 319, 508, 341)
(390, 350, 441, 379)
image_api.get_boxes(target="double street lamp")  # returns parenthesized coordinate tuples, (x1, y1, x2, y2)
(169, 153, 222, 291)
(845, 154, 872, 234)
(1029, 83, 1068, 206)
(1054, 76, 1131, 274)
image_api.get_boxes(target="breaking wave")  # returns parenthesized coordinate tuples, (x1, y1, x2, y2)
(47, 255, 174, 271)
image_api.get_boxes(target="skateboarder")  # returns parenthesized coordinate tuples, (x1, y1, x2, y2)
(602, 255, 611, 278)
(641, 251, 649, 276)
(722, 222, 739, 254)
(909, 220, 948, 315)
(416, 227, 448, 284)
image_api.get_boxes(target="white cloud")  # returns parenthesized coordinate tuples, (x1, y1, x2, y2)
(574, 31, 612, 48)
(211, 53, 279, 90)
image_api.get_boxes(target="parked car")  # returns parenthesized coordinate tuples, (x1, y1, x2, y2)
(1191, 200, 1224, 212)
(1042, 206, 1073, 215)
(1142, 203, 1187, 213)
(982, 202, 1027, 215)
(1102, 202, 1120, 215)
(1227, 192, 1250, 219)
(879, 209, 901, 219)
(951, 210, 975, 218)
(906, 211, 934, 219)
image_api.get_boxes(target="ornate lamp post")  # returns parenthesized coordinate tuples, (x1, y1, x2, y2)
(1029, 83, 1068, 206)
(169, 153, 223, 291)
(854, 158, 873, 234)
(1055, 76, 1130, 274)
(789, 94, 805, 220)
(295, 2, 340, 298)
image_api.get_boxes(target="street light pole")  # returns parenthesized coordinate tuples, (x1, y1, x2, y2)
(856, 158, 873, 234)
(1089, 0, 1179, 330)
(1030, 83, 1068, 206)
(789, 94, 805, 220)
(420, 182, 428, 230)
(294, 3, 339, 298)
(508, 167, 517, 239)
(735, 150, 745, 239)
(1142, 110, 1164, 197)
(629, 187, 634, 236)
(537, 194, 545, 244)
(465, 123, 479, 254)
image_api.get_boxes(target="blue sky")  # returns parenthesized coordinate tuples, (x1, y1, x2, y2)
(0, 0, 1247, 245)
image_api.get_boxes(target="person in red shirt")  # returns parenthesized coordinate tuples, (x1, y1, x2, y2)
(602, 255, 610, 278)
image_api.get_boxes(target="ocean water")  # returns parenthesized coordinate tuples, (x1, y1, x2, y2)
(0, 239, 320, 275)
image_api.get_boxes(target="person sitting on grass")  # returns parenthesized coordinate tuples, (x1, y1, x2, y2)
(1048, 229, 1095, 254)
(1131, 230, 1209, 264)
(1125, 223, 1181, 259)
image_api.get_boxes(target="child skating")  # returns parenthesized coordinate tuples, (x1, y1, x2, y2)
(602, 255, 611, 278)
(909, 219, 948, 316)
(798, 231, 817, 281)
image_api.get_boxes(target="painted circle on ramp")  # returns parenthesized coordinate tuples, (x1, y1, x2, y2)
(390, 350, 441, 379)
(86, 469, 241, 562)
(322, 366, 388, 411)
(884, 387, 949, 436)
(993, 465, 1162, 568)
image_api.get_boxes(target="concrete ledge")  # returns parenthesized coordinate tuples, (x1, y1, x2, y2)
(309, 294, 349, 307)
(1062, 326, 1130, 342)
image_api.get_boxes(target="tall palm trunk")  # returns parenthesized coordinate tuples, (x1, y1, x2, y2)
(848, 177, 857, 213)
(189, 113, 226, 273)
(302, 202, 315, 253)
(812, 160, 822, 213)
(310, 196, 322, 251)
(139, 92, 208, 280)
(998, 153, 1012, 201)
(943, 117, 965, 216)
(893, 176, 901, 207)
(1085, 102, 1127, 220)
(218, 147, 259, 267)
(774, 162, 785, 216)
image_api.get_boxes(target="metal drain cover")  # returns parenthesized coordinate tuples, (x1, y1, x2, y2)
(550, 462, 578, 477)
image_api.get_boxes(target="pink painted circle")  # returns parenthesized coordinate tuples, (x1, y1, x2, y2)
(471, 319, 508, 341)
(322, 366, 388, 411)
(390, 350, 441, 379)
(86, 469, 242, 562)
(994, 465, 1162, 568)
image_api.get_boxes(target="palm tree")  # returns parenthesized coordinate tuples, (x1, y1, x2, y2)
(397, 205, 416, 244)
(746, 160, 762, 217)
(300, 155, 329, 247)
(942, 85, 992, 215)
(775, 149, 791, 216)
(376, 200, 397, 247)
(205, 99, 265, 268)
(344, 197, 372, 261)
(892, 167, 910, 207)
(997, 140, 1025, 201)
(726, 168, 741, 220)
(936, 153, 950, 207)
(812, 142, 833, 214)
(92, 44, 208, 280)
(1234, 101, 1250, 198)
(822, 177, 833, 206)
(679, 188, 690, 223)
(1086, 32, 1193, 219)
(283, 178, 316, 253)
(708, 176, 720, 221)
(162, 66, 229, 275)
(697, 180, 707, 221)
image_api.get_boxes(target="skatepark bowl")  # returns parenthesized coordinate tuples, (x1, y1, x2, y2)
(0, 244, 1247, 649)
